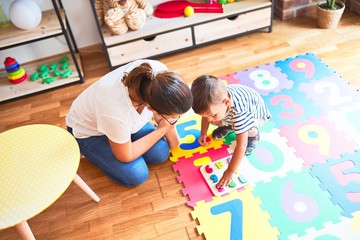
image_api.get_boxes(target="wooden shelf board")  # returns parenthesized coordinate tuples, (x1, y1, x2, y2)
(101, 0, 272, 46)
(0, 53, 82, 102)
(0, 9, 65, 49)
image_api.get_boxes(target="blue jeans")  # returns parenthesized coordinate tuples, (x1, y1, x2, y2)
(67, 122, 170, 186)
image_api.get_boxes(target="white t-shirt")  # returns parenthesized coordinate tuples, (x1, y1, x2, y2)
(66, 59, 168, 144)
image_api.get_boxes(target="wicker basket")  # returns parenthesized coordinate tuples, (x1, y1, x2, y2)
(317, 1, 345, 29)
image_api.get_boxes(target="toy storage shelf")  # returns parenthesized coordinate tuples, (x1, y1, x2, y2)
(90, 0, 273, 69)
(0, 0, 83, 103)
(0, 54, 82, 102)
(0, 10, 65, 49)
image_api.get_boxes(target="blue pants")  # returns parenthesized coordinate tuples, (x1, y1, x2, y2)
(67, 122, 170, 186)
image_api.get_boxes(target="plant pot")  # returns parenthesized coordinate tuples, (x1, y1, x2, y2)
(317, 1, 345, 29)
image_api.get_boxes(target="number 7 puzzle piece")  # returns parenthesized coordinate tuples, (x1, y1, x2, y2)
(191, 188, 279, 240)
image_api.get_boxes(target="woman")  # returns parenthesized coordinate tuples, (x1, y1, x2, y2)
(66, 59, 192, 186)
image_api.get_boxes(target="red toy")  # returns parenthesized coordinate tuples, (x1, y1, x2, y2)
(154, 0, 223, 18)
(3, 57, 28, 84)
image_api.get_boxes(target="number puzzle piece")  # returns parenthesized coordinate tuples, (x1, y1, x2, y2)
(327, 103, 360, 143)
(289, 213, 360, 240)
(210, 174, 218, 183)
(233, 129, 304, 184)
(173, 146, 232, 207)
(263, 87, 321, 128)
(200, 157, 247, 196)
(253, 168, 343, 239)
(215, 161, 224, 169)
(170, 112, 223, 162)
(205, 165, 213, 173)
(310, 151, 360, 217)
(298, 75, 360, 112)
(191, 189, 279, 240)
(275, 53, 335, 87)
(238, 175, 247, 184)
(218, 73, 241, 85)
(280, 115, 357, 167)
(170, 53, 360, 240)
(234, 63, 293, 96)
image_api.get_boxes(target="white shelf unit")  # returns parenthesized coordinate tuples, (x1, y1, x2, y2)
(89, 0, 274, 70)
(0, 0, 83, 103)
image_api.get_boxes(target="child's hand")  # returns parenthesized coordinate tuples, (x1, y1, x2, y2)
(198, 135, 210, 146)
(216, 169, 234, 189)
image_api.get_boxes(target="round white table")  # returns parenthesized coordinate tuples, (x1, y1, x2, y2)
(0, 124, 100, 240)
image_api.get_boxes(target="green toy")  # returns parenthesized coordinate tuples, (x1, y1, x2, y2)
(61, 62, 69, 70)
(62, 69, 72, 78)
(42, 77, 55, 84)
(60, 55, 69, 63)
(53, 69, 61, 77)
(40, 69, 49, 78)
(39, 63, 47, 72)
(31, 55, 72, 84)
(31, 72, 39, 81)
(49, 62, 58, 70)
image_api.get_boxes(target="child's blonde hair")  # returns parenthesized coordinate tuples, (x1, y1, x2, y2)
(191, 75, 227, 114)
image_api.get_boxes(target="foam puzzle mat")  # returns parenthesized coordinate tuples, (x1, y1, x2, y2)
(170, 53, 360, 240)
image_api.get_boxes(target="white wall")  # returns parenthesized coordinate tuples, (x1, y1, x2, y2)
(1, 0, 101, 64)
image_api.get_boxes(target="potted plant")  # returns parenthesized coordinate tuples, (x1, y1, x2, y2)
(317, 0, 345, 29)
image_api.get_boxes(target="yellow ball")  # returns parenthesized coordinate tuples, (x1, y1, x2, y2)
(184, 6, 194, 17)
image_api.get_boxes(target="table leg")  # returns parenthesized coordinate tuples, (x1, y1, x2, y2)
(73, 174, 100, 202)
(15, 221, 35, 240)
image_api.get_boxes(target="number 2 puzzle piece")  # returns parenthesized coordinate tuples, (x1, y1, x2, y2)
(298, 75, 360, 113)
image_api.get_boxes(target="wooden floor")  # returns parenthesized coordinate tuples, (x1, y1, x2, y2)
(1, 11, 360, 240)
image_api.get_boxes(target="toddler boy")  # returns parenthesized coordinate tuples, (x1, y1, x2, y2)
(191, 75, 271, 189)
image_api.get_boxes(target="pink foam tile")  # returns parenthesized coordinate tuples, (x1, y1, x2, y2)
(279, 115, 357, 167)
(218, 73, 241, 85)
(172, 145, 232, 207)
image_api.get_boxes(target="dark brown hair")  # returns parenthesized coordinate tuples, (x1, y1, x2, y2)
(122, 63, 192, 115)
(191, 75, 227, 114)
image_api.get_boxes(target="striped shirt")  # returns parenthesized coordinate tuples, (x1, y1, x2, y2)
(223, 84, 271, 134)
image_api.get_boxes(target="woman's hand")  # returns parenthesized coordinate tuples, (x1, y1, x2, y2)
(154, 113, 175, 134)
(153, 112, 179, 148)
(153, 112, 163, 126)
